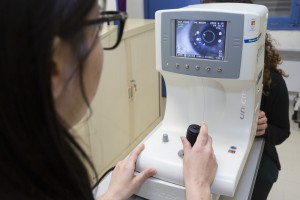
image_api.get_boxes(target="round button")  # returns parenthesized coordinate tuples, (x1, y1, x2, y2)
(195, 65, 200, 70)
(217, 67, 222, 72)
(162, 133, 169, 143)
(185, 64, 189, 69)
(178, 149, 184, 158)
(206, 67, 211, 71)
(176, 63, 180, 68)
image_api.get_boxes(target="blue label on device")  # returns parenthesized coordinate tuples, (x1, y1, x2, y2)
(244, 33, 262, 43)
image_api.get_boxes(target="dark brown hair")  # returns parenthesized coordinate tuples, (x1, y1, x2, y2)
(0, 0, 102, 199)
(263, 33, 288, 94)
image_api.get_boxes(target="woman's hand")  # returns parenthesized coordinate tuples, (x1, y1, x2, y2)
(256, 111, 268, 136)
(98, 144, 156, 200)
(181, 122, 218, 200)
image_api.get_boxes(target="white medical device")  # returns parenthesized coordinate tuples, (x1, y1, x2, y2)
(95, 3, 268, 200)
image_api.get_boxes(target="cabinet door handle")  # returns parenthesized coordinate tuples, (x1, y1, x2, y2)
(128, 86, 132, 100)
(129, 80, 137, 101)
(131, 80, 137, 92)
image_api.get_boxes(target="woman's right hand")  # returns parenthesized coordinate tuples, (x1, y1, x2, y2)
(256, 111, 267, 136)
(181, 122, 218, 200)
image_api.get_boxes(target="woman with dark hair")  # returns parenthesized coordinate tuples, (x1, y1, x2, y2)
(0, 0, 217, 199)
(203, 0, 291, 199)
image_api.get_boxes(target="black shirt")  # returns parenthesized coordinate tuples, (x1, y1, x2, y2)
(260, 69, 291, 170)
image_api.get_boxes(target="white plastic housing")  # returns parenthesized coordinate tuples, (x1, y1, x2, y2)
(135, 3, 267, 198)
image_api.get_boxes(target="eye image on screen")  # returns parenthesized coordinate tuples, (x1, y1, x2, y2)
(176, 20, 226, 60)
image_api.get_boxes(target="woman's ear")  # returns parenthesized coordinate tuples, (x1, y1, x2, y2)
(51, 36, 62, 99)
(51, 36, 72, 100)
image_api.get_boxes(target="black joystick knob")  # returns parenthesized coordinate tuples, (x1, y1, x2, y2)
(186, 124, 201, 147)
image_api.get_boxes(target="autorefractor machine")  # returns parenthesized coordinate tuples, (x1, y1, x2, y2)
(96, 3, 268, 199)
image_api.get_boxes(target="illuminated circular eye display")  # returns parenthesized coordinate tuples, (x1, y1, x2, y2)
(201, 30, 215, 44)
(176, 20, 227, 61)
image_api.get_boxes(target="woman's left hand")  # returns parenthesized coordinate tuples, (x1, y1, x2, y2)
(99, 144, 156, 200)
(256, 111, 268, 136)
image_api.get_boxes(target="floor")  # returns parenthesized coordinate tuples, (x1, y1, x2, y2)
(268, 103, 300, 200)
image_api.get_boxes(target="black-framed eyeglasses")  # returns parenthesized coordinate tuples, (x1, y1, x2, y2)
(82, 11, 128, 50)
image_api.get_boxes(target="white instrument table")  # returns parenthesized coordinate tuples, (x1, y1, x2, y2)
(94, 138, 264, 200)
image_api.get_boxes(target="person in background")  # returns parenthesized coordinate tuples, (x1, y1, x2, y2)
(0, 0, 217, 199)
(203, 0, 291, 199)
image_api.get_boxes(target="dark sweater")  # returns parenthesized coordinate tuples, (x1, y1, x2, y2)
(260, 69, 291, 170)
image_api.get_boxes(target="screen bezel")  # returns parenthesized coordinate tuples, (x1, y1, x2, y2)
(160, 11, 244, 79)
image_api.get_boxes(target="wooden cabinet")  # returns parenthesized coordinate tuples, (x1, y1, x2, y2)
(73, 19, 162, 182)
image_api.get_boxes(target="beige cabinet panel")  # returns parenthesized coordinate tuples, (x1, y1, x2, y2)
(89, 40, 131, 177)
(73, 19, 162, 181)
(127, 30, 161, 141)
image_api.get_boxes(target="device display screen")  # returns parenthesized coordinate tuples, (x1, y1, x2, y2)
(176, 20, 227, 61)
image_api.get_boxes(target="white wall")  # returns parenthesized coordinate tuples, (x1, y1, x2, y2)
(105, 0, 117, 10)
(127, 0, 144, 18)
(281, 60, 300, 93)
(269, 31, 300, 93)
(105, 0, 143, 18)
(270, 31, 300, 51)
